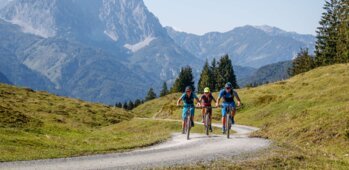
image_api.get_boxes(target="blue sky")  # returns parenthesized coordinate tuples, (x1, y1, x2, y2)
(143, 0, 325, 35)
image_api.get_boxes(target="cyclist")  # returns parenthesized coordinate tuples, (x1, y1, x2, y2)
(177, 86, 201, 134)
(199, 87, 216, 132)
(215, 82, 241, 134)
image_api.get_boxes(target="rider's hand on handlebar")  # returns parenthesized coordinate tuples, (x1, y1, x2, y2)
(237, 101, 241, 107)
(215, 102, 219, 107)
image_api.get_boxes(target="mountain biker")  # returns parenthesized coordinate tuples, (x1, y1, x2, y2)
(177, 86, 201, 134)
(199, 87, 216, 132)
(215, 82, 241, 134)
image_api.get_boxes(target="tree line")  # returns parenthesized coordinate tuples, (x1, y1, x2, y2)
(115, 54, 238, 110)
(171, 54, 238, 93)
(290, 0, 349, 76)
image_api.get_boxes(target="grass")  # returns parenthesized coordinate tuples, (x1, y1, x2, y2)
(0, 84, 220, 161)
(134, 64, 349, 169)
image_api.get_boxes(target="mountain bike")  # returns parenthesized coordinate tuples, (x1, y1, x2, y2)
(183, 105, 194, 140)
(222, 103, 243, 139)
(200, 106, 214, 136)
(224, 105, 233, 139)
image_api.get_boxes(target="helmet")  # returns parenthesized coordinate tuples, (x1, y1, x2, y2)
(204, 87, 210, 93)
(225, 82, 232, 88)
(185, 86, 192, 92)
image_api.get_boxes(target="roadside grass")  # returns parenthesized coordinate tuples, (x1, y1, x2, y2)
(0, 84, 222, 161)
(135, 64, 349, 168)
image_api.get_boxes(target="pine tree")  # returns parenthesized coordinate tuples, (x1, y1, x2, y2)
(289, 48, 315, 76)
(145, 88, 157, 101)
(210, 58, 218, 91)
(216, 54, 238, 90)
(171, 66, 195, 93)
(128, 100, 134, 110)
(160, 82, 169, 97)
(198, 59, 214, 93)
(122, 102, 128, 110)
(134, 99, 141, 107)
(315, 0, 341, 66)
(336, 0, 349, 63)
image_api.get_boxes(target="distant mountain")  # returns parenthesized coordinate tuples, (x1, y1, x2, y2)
(244, 61, 292, 86)
(0, 0, 202, 104)
(0, 72, 11, 85)
(0, 0, 313, 104)
(166, 26, 315, 68)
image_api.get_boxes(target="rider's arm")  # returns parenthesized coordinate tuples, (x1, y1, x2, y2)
(211, 94, 217, 103)
(233, 91, 241, 106)
(216, 90, 222, 106)
(177, 95, 184, 106)
(194, 94, 201, 106)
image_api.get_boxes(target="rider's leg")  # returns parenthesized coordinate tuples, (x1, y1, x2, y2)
(190, 107, 195, 127)
(202, 108, 205, 123)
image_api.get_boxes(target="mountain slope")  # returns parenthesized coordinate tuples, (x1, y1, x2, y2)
(0, 72, 11, 84)
(0, 0, 203, 104)
(166, 26, 315, 68)
(243, 60, 292, 86)
(133, 64, 349, 168)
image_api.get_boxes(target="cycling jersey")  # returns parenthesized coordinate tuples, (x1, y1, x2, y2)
(200, 94, 214, 106)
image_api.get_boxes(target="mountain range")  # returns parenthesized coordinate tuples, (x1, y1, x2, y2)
(0, 0, 315, 104)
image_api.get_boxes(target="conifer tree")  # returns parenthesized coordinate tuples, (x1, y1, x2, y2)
(145, 88, 157, 101)
(211, 58, 218, 91)
(289, 49, 315, 76)
(134, 99, 141, 107)
(315, 0, 341, 66)
(171, 66, 195, 93)
(128, 100, 134, 110)
(216, 54, 238, 90)
(198, 59, 214, 93)
(160, 82, 169, 97)
(336, 0, 349, 63)
(122, 102, 128, 110)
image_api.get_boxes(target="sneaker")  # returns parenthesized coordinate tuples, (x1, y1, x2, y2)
(191, 120, 194, 127)
(231, 116, 235, 125)
(222, 126, 226, 134)
(209, 126, 213, 132)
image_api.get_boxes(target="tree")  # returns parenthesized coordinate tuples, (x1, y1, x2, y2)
(211, 58, 218, 91)
(216, 54, 238, 90)
(127, 100, 134, 110)
(122, 102, 128, 110)
(145, 88, 157, 101)
(289, 48, 315, 76)
(134, 99, 142, 107)
(336, 0, 349, 63)
(315, 0, 341, 66)
(198, 59, 214, 93)
(160, 82, 169, 97)
(171, 66, 195, 93)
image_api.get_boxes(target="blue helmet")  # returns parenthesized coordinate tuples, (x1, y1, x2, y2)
(225, 82, 232, 88)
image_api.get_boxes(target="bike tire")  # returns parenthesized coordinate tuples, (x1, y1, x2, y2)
(186, 115, 191, 140)
(226, 107, 231, 139)
(205, 112, 209, 136)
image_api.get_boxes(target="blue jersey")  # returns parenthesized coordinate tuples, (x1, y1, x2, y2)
(180, 93, 198, 105)
(219, 89, 238, 103)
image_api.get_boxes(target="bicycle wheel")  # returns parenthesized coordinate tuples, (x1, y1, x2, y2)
(226, 108, 231, 139)
(205, 112, 209, 136)
(186, 114, 191, 140)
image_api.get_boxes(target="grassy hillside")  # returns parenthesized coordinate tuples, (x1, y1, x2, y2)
(0, 84, 175, 161)
(0, 83, 218, 162)
(133, 64, 349, 168)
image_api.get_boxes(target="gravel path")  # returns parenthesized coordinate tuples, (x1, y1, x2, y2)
(0, 122, 270, 170)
